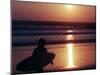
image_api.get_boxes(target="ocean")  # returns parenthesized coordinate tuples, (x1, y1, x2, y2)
(12, 21, 96, 74)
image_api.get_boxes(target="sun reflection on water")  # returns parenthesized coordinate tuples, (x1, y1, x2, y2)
(67, 43, 76, 68)
(66, 34, 77, 68)
(66, 35, 74, 40)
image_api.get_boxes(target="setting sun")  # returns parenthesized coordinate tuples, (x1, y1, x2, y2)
(64, 5, 75, 11)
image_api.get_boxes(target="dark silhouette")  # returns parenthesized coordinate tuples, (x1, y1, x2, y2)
(16, 38, 55, 73)
(32, 38, 54, 72)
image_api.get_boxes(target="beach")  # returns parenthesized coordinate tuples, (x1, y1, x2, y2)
(12, 21, 96, 74)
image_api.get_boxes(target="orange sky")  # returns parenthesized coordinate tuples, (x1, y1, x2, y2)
(12, 0, 96, 22)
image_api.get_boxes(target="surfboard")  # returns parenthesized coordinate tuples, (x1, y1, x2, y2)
(16, 52, 55, 72)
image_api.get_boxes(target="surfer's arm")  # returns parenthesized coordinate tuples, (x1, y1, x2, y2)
(51, 61, 54, 65)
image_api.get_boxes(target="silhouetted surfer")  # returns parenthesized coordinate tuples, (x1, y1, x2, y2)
(32, 38, 55, 72)
(32, 38, 47, 60)
(16, 38, 55, 73)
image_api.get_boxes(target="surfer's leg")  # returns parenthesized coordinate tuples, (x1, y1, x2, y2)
(35, 68, 43, 72)
(38, 68, 43, 72)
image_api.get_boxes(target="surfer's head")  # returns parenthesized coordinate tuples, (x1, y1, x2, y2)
(38, 38, 46, 47)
